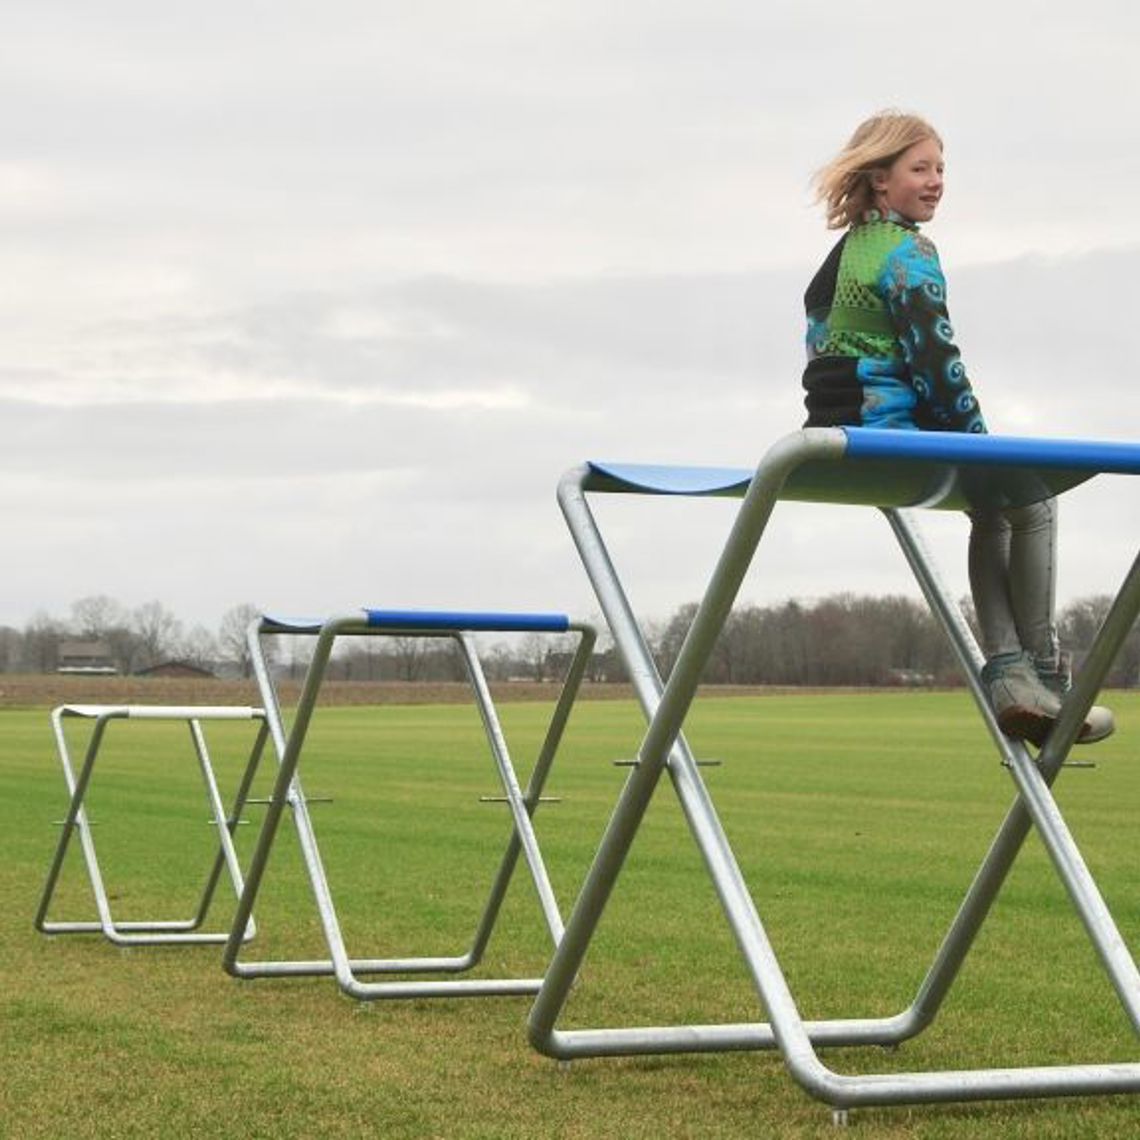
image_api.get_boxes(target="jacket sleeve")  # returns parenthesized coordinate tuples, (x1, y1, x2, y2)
(879, 234, 987, 433)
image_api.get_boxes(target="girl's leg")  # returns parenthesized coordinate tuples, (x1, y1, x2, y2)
(971, 498, 1113, 745)
(1005, 498, 1060, 668)
(968, 500, 1059, 663)
(1007, 497, 1113, 741)
(967, 509, 1021, 658)
(969, 506, 1061, 747)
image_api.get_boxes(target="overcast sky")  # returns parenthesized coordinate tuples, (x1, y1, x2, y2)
(4, 1, 1139, 640)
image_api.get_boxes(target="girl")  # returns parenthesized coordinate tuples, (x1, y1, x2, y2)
(802, 110, 1112, 746)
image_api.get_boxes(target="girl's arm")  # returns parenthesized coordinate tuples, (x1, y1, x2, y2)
(881, 235, 987, 433)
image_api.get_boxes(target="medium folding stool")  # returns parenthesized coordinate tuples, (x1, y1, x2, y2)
(223, 608, 595, 1000)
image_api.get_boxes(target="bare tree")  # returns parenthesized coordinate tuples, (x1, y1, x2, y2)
(1058, 595, 1114, 650)
(482, 642, 514, 682)
(21, 611, 65, 672)
(70, 594, 126, 639)
(652, 602, 698, 680)
(1059, 594, 1139, 687)
(387, 635, 428, 682)
(67, 594, 139, 672)
(130, 600, 184, 671)
(217, 603, 266, 678)
(283, 632, 316, 681)
(0, 626, 21, 672)
(181, 625, 220, 672)
(517, 633, 550, 682)
(438, 639, 468, 681)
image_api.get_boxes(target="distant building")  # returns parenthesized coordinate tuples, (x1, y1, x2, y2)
(134, 661, 216, 679)
(886, 667, 936, 687)
(57, 640, 117, 676)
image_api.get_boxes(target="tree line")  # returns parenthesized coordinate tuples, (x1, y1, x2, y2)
(642, 594, 1139, 688)
(1, 592, 1136, 687)
(0, 596, 259, 677)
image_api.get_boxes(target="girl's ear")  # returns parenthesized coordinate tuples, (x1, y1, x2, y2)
(870, 168, 888, 190)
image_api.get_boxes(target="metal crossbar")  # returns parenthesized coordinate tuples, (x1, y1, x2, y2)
(223, 609, 596, 1000)
(527, 426, 1140, 1113)
(35, 705, 270, 947)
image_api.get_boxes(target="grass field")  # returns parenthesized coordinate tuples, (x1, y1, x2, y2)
(3, 688, 1140, 1137)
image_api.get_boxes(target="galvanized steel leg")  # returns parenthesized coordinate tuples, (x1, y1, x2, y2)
(462, 626, 595, 959)
(35, 712, 116, 937)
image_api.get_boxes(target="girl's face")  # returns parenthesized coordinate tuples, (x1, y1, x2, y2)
(872, 138, 944, 223)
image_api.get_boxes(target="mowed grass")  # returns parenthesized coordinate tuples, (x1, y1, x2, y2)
(3, 690, 1140, 1138)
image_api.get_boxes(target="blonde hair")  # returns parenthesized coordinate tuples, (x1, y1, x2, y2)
(812, 111, 943, 230)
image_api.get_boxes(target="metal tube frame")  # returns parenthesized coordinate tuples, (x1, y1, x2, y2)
(35, 705, 269, 947)
(223, 613, 596, 1000)
(528, 428, 1140, 1110)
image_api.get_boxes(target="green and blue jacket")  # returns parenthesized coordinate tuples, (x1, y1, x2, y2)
(801, 210, 986, 433)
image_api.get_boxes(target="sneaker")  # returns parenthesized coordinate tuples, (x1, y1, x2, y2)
(1075, 705, 1116, 744)
(982, 651, 1061, 747)
(1035, 653, 1116, 745)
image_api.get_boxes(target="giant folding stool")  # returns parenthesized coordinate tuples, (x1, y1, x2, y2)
(36, 703, 269, 947)
(528, 427, 1140, 1115)
(224, 608, 595, 999)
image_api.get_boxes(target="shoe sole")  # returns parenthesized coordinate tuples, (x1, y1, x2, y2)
(1076, 720, 1115, 745)
(998, 707, 1115, 748)
(997, 707, 1055, 748)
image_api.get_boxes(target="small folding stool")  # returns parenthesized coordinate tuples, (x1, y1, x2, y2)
(35, 704, 270, 946)
(529, 428, 1140, 1117)
(223, 608, 595, 1000)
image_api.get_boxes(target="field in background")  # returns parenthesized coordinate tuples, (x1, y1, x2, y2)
(3, 690, 1140, 1138)
(0, 673, 942, 710)
(0, 672, 612, 709)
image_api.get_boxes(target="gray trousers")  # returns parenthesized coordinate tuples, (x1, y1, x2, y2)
(968, 498, 1060, 664)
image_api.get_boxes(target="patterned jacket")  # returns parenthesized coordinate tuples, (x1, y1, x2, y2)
(801, 211, 986, 433)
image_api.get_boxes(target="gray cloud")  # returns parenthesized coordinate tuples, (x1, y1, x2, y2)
(3, 246, 1137, 631)
(3, 0, 1139, 633)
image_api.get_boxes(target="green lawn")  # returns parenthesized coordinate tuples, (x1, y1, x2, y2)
(3, 691, 1140, 1138)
